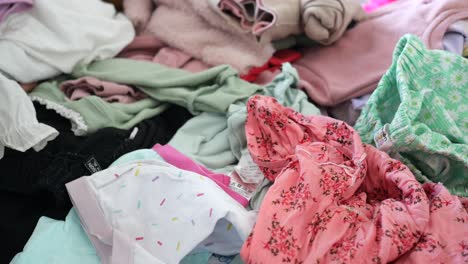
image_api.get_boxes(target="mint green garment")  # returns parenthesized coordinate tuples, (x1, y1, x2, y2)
(170, 63, 321, 172)
(355, 35, 468, 196)
(30, 59, 262, 135)
(11, 209, 101, 264)
(11, 149, 213, 264)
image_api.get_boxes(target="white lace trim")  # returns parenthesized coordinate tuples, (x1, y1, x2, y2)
(30, 95, 88, 136)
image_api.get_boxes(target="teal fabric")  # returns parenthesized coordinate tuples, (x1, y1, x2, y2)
(11, 209, 100, 264)
(11, 149, 215, 264)
(30, 59, 262, 135)
(110, 149, 161, 166)
(170, 63, 321, 172)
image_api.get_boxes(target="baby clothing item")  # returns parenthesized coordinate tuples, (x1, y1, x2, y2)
(30, 59, 262, 135)
(0, 0, 134, 158)
(11, 209, 101, 264)
(301, 0, 366, 45)
(169, 63, 320, 172)
(293, 0, 468, 106)
(60, 77, 146, 104)
(11, 149, 219, 264)
(355, 35, 468, 197)
(153, 144, 249, 206)
(0, 0, 33, 23)
(0, 74, 58, 159)
(240, 95, 468, 263)
(136, 0, 274, 73)
(66, 159, 257, 264)
(214, 0, 301, 41)
(362, 0, 396, 13)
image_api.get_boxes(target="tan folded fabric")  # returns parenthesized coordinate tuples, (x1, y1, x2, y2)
(301, 0, 366, 45)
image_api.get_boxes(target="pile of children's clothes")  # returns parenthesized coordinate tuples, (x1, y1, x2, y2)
(1, 0, 467, 263)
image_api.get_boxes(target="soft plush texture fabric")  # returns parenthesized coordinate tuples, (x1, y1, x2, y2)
(169, 63, 320, 172)
(124, 0, 274, 73)
(354, 35, 468, 197)
(0, 0, 134, 158)
(256, 0, 302, 41)
(66, 159, 257, 264)
(301, 0, 366, 45)
(216, 0, 256, 31)
(30, 59, 262, 135)
(293, 0, 468, 106)
(0, 0, 33, 23)
(240, 95, 468, 263)
(60, 77, 146, 104)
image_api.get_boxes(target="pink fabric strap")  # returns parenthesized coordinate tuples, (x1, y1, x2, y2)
(152, 144, 249, 206)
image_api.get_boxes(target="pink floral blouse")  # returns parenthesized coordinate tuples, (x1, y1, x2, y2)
(241, 95, 468, 263)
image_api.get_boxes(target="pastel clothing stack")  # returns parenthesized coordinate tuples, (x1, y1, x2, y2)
(355, 35, 468, 197)
(66, 159, 256, 264)
(240, 95, 468, 263)
(0, 0, 134, 158)
(30, 59, 262, 135)
(169, 63, 320, 172)
(293, 0, 468, 106)
(141, 0, 274, 73)
(12, 148, 239, 264)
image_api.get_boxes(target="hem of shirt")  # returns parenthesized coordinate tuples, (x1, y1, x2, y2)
(66, 176, 128, 264)
(30, 95, 88, 136)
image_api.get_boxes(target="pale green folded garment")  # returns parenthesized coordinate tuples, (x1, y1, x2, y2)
(11, 149, 213, 264)
(355, 35, 468, 196)
(170, 63, 321, 172)
(30, 59, 262, 135)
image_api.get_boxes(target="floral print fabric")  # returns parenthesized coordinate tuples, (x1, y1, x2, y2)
(354, 35, 468, 197)
(240, 95, 468, 263)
